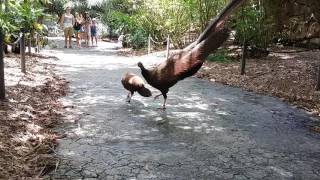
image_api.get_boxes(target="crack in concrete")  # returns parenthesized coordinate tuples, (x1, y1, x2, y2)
(46, 39, 320, 180)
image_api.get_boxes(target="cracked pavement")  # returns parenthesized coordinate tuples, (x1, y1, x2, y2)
(45, 38, 320, 179)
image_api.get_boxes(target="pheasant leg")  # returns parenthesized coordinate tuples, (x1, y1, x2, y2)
(127, 92, 132, 103)
(161, 97, 167, 110)
(154, 93, 162, 101)
(158, 94, 167, 110)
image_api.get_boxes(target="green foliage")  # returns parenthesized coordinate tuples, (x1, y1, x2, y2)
(98, 0, 236, 49)
(186, 0, 228, 31)
(207, 49, 231, 63)
(0, 0, 50, 47)
(232, 0, 275, 49)
(126, 28, 148, 49)
(46, 0, 68, 16)
(100, 0, 136, 31)
(0, 0, 18, 33)
(100, 0, 147, 48)
(136, 0, 189, 48)
(15, 0, 44, 31)
(97, 0, 277, 49)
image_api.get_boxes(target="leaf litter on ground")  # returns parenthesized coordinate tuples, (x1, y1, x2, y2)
(0, 54, 69, 179)
(197, 46, 320, 131)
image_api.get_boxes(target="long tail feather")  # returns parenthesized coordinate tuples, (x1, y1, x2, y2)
(184, 0, 245, 51)
(196, 28, 231, 60)
(196, 0, 245, 44)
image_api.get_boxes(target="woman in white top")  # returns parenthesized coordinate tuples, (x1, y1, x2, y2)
(60, 6, 75, 48)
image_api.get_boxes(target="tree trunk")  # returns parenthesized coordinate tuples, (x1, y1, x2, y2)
(240, 40, 247, 75)
(0, 29, 5, 100)
(20, 33, 26, 73)
(240, 5, 247, 75)
(28, 30, 32, 56)
(316, 65, 320, 91)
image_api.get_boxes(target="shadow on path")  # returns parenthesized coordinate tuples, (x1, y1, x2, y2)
(45, 38, 320, 180)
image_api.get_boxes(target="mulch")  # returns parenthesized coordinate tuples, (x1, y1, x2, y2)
(196, 47, 320, 123)
(0, 54, 68, 178)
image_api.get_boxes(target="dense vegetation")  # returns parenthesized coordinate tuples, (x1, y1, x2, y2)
(2, 0, 309, 50)
(0, 0, 49, 43)
(98, 0, 276, 49)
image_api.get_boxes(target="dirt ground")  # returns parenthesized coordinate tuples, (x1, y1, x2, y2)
(197, 47, 320, 120)
(0, 54, 68, 178)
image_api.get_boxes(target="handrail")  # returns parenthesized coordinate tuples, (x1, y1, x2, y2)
(6, 33, 23, 46)
(148, 34, 170, 59)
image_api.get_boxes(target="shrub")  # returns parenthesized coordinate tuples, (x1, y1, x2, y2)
(207, 48, 231, 63)
(232, 0, 275, 49)
(126, 28, 148, 49)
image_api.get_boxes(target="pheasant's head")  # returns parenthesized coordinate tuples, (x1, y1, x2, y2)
(137, 62, 144, 69)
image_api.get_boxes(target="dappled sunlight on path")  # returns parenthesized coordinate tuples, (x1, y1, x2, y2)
(45, 38, 320, 179)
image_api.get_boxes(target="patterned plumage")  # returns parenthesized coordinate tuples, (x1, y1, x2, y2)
(138, 0, 245, 109)
(121, 73, 152, 103)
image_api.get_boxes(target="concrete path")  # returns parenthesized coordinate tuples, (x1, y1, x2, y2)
(46, 38, 320, 180)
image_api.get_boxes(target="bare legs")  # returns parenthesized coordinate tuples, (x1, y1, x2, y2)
(85, 34, 89, 47)
(69, 35, 72, 48)
(64, 28, 73, 48)
(64, 35, 68, 48)
(64, 35, 72, 48)
(91, 36, 97, 46)
(76, 32, 80, 48)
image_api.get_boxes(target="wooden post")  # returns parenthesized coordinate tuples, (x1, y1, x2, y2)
(28, 30, 32, 55)
(316, 65, 320, 91)
(240, 7, 246, 75)
(240, 40, 247, 75)
(0, 29, 5, 100)
(35, 33, 38, 53)
(20, 33, 26, 73)
(148, 34, 151, 54)
(166, 35, 170, 59)
(0, 0, 7, 100)
(37, 33, 41, 52)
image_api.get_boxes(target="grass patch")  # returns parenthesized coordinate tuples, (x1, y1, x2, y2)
(207, 49, 231, 63)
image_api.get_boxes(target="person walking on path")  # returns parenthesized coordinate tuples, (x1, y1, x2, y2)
(74, 12, 83, 48)
(60, 6, 75, 48)
(83, 12, 91, 47)
(91, 18, 98, 47)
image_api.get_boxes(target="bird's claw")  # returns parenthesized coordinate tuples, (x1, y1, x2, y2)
(157, 106, 166, 111)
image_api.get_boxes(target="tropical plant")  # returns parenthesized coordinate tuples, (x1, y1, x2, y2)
(15, 0, 45, 31)
(0, 0, 18, 34)
(126, 27, 148, 49)
(232, 0, 275, 49)
(99, 0, 235, 48)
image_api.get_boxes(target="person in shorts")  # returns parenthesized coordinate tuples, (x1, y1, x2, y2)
(60, 6, 75, 48)
(91, 18, 98, 46)
(74, 12, 82, 48)
(83, 12, 91, 47)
